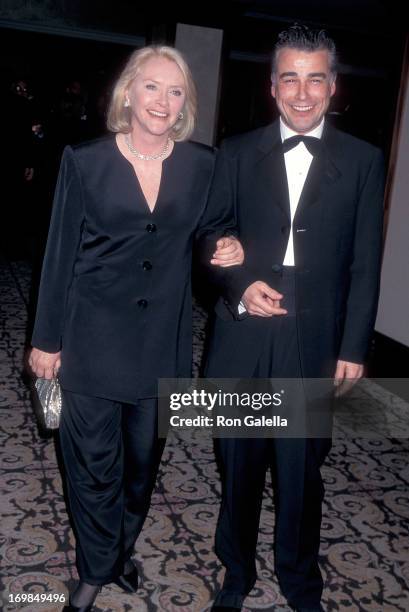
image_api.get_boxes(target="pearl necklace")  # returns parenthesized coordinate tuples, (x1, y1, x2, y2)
(124, 134, 171, 161)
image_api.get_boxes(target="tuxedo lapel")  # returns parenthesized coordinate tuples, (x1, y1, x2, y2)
(255, 122, 291, 222)
(321, 123, 343, 185)
(293, 154, 325, 222)
(294, 122, 343, 223)
(251, 121, 343, 226)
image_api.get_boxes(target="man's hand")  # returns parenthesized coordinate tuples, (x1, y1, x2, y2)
(242, 281, 287, 317)
(29, 348, 61, 379)
(334, 359, 364, 396)
(211, 237, 244, 267)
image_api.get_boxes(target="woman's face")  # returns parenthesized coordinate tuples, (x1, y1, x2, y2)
(126, 56, 186, 139)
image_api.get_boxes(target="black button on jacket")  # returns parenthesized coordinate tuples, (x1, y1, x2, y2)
(31, 136, 228, 401)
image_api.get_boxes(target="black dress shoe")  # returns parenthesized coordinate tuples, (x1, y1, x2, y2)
(112, 565, 139, 593)
(211, 587, 245, 610)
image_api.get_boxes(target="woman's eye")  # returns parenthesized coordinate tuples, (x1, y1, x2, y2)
(170, 89, 182, 97)
(146, 83, 156, 90)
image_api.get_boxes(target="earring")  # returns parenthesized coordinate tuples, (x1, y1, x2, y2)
(124, 98, 130, 108)
(178, 111, 184, 120)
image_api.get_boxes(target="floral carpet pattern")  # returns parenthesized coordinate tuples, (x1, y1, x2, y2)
(0, 257, 408, 611)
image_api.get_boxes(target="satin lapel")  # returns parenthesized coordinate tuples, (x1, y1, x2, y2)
(294, 154, 324, 222)
(294, 122, 342, 222)
(255, 122, 291, 222)
(321, 123, 343, 186)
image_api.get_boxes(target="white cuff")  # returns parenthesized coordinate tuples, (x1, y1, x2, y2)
(238, 301, 247, 315)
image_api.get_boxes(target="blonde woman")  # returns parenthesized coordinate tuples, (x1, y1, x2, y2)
(29, 46, 243, 611)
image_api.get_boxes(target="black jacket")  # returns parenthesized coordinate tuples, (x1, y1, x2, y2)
(32, 136, 227, 401)
(205, 120, 385, 378)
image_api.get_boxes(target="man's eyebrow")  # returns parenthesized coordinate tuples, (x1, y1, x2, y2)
(279, 71, 328, 79)
(279, 71, 297, 78)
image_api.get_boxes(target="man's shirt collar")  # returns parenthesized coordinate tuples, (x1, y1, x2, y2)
(280, 117, 325, 142)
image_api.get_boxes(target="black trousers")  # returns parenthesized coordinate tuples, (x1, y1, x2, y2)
(59, 391, 165, 585)
(214, 270, 331, 609)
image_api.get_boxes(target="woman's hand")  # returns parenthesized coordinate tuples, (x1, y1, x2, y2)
(29, 348, 61, 379)
(210, 236, 244, 267)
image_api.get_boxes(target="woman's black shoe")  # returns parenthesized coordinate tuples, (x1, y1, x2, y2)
(62, 582, 100, 611)
(112, 566, 139, 593)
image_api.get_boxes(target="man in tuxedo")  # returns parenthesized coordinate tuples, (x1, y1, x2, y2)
(205, 25, 385, 611)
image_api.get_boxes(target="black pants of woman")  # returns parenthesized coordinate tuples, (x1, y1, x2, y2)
(59, 391, 165, 585)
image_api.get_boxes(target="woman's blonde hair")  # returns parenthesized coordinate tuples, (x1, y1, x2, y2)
(107, 45, 197, 141)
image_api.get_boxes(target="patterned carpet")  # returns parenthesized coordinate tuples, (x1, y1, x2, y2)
(0, 257, 408, 612)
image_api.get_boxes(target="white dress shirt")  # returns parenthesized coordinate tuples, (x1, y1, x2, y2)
(237, 118, 324, 314)
(281, 118, 324, 265)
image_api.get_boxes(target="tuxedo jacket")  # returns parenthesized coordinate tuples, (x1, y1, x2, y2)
(32, 136, 226, 402)
(205, 120, 385, 379)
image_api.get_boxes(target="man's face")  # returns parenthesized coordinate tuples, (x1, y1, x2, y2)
(271, 48, 336, 133)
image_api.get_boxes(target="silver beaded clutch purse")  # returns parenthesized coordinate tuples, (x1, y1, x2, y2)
(34, 377, 62, 429)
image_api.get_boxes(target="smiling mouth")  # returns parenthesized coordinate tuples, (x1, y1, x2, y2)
(291, 105, 314, 112)
(148, 110, 168, 118)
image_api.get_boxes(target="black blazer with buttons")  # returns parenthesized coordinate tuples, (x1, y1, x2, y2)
(31, 136, 224, 401)
(204, 120, 385, 378)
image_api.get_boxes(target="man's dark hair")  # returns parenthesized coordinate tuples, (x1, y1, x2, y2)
(271, 24, 337, 82)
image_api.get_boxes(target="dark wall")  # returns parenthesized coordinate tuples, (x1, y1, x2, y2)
(1, 3, 406, 154)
